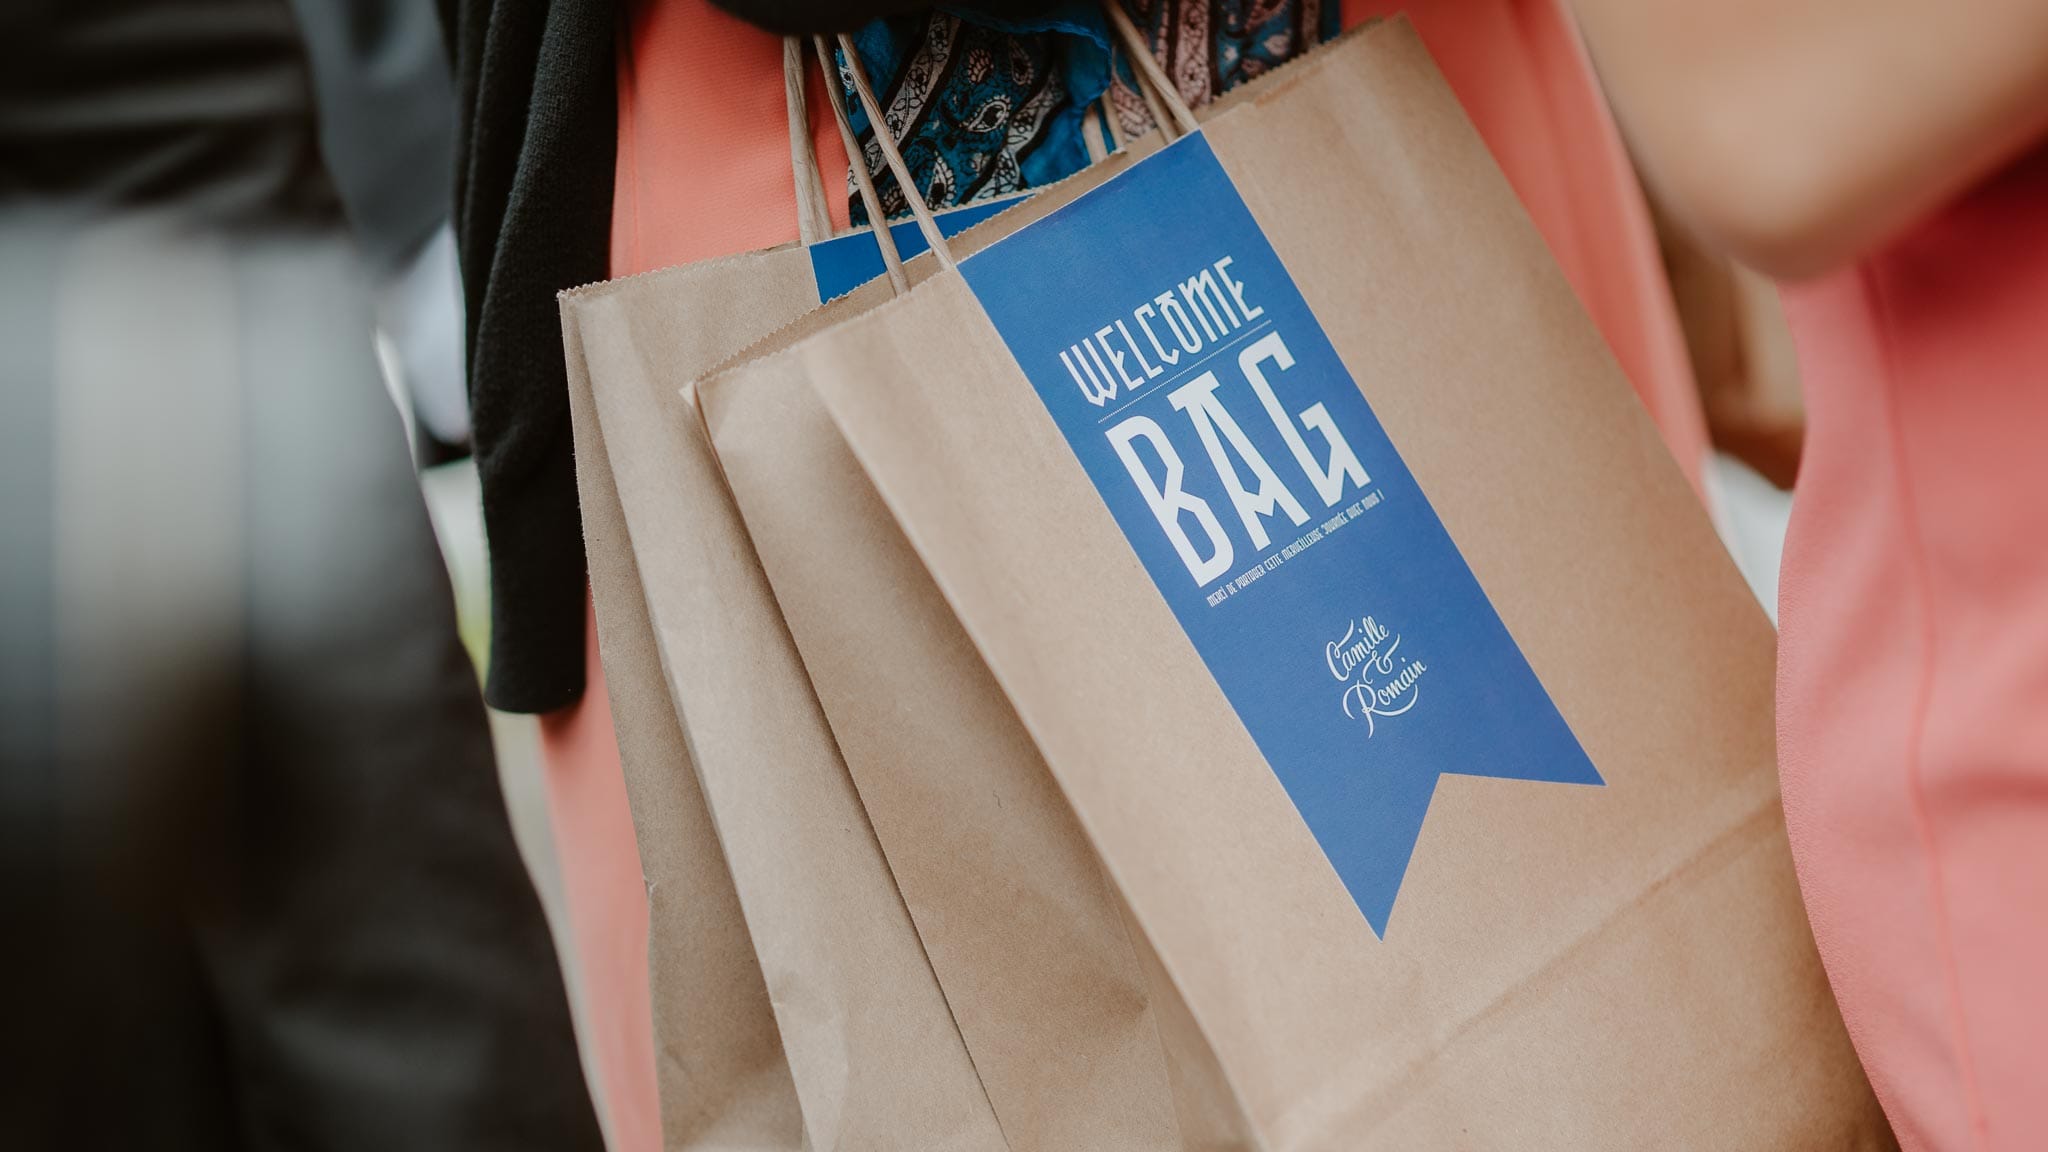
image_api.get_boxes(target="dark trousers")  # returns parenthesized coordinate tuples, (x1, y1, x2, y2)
(0, 212, 605, 1152)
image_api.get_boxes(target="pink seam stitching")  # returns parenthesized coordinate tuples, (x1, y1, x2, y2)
(1869, 262, 1992, 1151)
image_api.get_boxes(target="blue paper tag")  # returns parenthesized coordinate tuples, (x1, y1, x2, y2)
(809, 196, 1023, 302)
(960, 134, 1601, 936)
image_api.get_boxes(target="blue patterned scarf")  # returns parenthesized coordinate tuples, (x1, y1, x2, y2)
(837, 0, 1338, 225)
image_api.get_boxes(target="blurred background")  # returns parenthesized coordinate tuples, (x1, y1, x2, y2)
(6, 0, 2042, 1150)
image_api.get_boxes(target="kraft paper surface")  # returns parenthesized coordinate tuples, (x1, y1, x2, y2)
(697, 20, 1891, 1151)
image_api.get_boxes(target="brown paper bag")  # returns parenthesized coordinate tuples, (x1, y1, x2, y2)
(562, 36, 1204, 1147)
(562, 301, 803, 1148)
(569, 31, 1253, 1139)
(700, 298, 1194, 1152)
(556, 40, 1002, 1150)
(698, 19, 1890, 1150)
(565, 260, 1006, 1151)
(698, 285, 1264, 1150)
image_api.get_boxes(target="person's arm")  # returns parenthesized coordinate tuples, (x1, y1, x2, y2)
(1571, 0, 2048, 278)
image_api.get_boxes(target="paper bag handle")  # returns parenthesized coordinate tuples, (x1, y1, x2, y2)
(813, 7, 1199, 280)
(785, 36, 915, 293)
(835, 32, 958, 275)
(1103, 3, 1200, 138)
(785, 36, 837, 247)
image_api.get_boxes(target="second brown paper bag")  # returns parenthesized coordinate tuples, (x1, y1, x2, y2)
(557, 38, 1006, 1145)
(562, 294, 803, 1149)
(567, 256, 1011, 1150)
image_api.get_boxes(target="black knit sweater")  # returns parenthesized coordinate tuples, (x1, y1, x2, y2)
(443, 0, 615, 711)
(444, 0, 1032, 711)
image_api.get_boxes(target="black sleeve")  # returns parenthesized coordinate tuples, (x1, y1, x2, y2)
(449, 0, 616, 713)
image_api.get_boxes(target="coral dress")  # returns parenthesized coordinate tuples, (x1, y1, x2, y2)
(540, 4, 1707, 1149)
(1777, 149, 2048, 1152)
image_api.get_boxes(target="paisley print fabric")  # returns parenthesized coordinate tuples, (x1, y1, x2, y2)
(838, 1, 1338, 225)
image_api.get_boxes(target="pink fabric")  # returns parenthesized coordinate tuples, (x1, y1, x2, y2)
(1778, 149, 2048, 1152)
(535, 601, 658, 1152)
(1344, 0, 1710, 495)
(613, 0, 851, 278)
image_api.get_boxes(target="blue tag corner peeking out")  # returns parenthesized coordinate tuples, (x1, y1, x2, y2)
(809, 196, 1023, 303)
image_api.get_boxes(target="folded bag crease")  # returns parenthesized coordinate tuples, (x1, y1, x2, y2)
(1294, 786, 1791, 1142)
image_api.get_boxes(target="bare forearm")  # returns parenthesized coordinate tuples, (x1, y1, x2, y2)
(1571, 0, 2048, 278)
